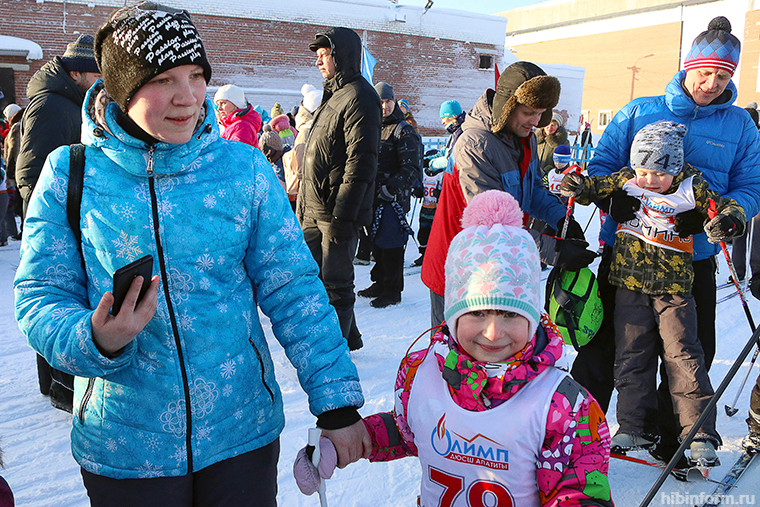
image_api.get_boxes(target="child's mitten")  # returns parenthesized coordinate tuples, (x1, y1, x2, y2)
(704, 214, 745, 244)
(293, 437, 338, 495)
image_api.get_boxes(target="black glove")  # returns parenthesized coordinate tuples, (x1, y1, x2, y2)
(560, 172, 585, 197)
(327, 217, 355, 244)
(555, 239, 597, 272)
(377, 185, 395, 202)
(704, 214, 745, 244)
(411, 186, 424, 199)
(608, 190, 640, 223)
(556, 217, 585, 241)
(674, 208, 707, 238)
(432, 187, 441, 199)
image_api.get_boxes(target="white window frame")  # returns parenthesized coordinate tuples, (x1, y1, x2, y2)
(598, 110, 613, 129)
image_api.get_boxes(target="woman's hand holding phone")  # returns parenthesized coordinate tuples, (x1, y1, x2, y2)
(91, 274, 160, 358)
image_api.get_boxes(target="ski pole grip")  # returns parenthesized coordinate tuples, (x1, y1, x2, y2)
(708, 198, 717, 220)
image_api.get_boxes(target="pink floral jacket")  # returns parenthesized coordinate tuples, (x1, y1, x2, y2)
(362, 314, 614, 507)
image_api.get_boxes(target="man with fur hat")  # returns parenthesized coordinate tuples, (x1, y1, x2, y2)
(15, 33, 101, 414)
(298, 27, 382, 351)
(421, 61, 596, 328)
(576, 16, 760, 466)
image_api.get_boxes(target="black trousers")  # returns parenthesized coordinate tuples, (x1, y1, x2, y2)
(653, 257, 717, 450)
(301, 218, 362, 346)
(370, 245, 405, 299)
(81, 440, 279, 507)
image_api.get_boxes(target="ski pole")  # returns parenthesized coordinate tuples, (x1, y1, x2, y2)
(308, 428, 328, 507)
(725, 216, 759, 416)
(708, 199, 756, 333)
(639, 324, 760, 507)
(582, 206, 598, 235)
(560, 164, 582, 240)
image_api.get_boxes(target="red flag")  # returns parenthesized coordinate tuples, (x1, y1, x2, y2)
(494, 63, 500, 89)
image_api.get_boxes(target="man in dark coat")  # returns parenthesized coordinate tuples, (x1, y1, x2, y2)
(15, 34, 101, 413)
(297, 27, 382, 351)
(357, 82, 421, 308)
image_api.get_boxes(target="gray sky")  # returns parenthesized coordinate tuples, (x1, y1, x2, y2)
(416, 0, 547, 15)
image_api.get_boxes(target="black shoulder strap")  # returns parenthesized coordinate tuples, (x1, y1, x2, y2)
(67, 144, 85, 263)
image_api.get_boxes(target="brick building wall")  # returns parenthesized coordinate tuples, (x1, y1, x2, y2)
(0, 0, 505, 135)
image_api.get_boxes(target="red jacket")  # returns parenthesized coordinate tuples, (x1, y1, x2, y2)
(221, 105, 262, 148)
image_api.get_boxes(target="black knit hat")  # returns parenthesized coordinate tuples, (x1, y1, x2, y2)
(94, 2, 212, 112)
(61, 34, 99, 74)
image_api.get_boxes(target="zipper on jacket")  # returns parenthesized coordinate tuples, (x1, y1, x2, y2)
(146, 145, 195, 472)
(249, 338, 275, 401)
(78, 378, 95, 422)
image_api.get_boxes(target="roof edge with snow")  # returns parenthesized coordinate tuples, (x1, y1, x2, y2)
(0, 35, 44, 60)
(41, 0, 507, 47)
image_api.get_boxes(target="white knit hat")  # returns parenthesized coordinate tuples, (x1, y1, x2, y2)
(3, 103, 21, 122)
(214, 84, 247, 109)
(444, 190, 542, 342)
(301, 83, 323, 114)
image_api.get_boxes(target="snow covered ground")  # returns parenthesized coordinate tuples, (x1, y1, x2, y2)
(1, 203, 759, 506)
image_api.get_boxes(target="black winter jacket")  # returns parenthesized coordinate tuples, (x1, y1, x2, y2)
(298, 27, 382, 227)
(376, 106, 422, 213)
(16, 57, 86, 192)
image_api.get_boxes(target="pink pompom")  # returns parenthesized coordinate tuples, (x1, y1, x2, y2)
(461, 190, 523, 229)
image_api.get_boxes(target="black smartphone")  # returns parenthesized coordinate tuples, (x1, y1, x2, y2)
(111, 255, 154, 316)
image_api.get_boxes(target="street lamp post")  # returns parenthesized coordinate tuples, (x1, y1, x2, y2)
(628, 54, 654, 101)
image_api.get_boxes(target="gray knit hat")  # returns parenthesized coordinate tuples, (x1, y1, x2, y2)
(95, 2, 212, 112)
(374, 82, 394, 101)
(629, 121, 687, 176)
(61, 34, 99, 74)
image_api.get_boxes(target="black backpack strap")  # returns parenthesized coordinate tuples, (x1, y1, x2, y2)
(67, 144, 85, 266)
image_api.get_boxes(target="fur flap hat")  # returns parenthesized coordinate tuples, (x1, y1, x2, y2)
(491, 61, 561, 134)
(444, 190, 542, 342)
(95, 2, 212, 112)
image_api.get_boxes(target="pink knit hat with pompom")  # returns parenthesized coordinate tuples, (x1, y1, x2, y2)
(444, 190, 541, 341)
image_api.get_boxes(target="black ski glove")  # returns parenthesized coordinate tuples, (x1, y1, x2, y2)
(674, 209, 707, 238)
(704, 214, 745, 244)
(555, 239, 597, 272)
(608, 190, 640, 223)
(327, 217, 355, 244)
(411, 185, 424, 199)
(556, 217, 585, 241)
(560, 172, 585, 197)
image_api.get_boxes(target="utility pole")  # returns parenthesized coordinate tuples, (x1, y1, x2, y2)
(628, 54, 654, 101)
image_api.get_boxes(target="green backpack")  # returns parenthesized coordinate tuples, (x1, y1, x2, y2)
(545, 266, 603, 350)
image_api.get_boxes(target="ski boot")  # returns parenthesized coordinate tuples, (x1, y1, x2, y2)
(610, 432, 658, 454)
(687, 439, 720, 468)
(741, 433, 760, 455)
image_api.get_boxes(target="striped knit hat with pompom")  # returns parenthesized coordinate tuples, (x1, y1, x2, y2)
(444, 190, 541, 341)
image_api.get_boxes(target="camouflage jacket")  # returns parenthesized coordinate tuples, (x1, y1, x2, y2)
(575, 165, 744, 295)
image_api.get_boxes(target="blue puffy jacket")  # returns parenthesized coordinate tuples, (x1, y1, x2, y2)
(14, 82, 364, 479)
(589, 71, 760, 261)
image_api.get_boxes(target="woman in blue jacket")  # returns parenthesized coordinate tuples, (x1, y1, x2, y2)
(13, 3, 368, 505)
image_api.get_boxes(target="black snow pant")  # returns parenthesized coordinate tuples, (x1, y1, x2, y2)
(614, 288, 718, 444)
(417, 207, 435, 255)
(370, 245, 405, 300)
(81, 440, 279, 507)
(652, 257, 718, 451)
(570, 244, 616, 412)
(430, 289, 445, 331)
(301, 217, 362, 349)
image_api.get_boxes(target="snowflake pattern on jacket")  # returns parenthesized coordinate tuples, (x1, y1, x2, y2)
(362, 314, 613, 507)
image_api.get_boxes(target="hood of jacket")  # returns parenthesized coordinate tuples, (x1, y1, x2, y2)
(317, 27, 363, 92)
(461, 91, 512, 145)
(26, 56, 85, 107)
(80, 80, 218, 177)
(666, 70, 738, 119)
(221, 104, 262, 130)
